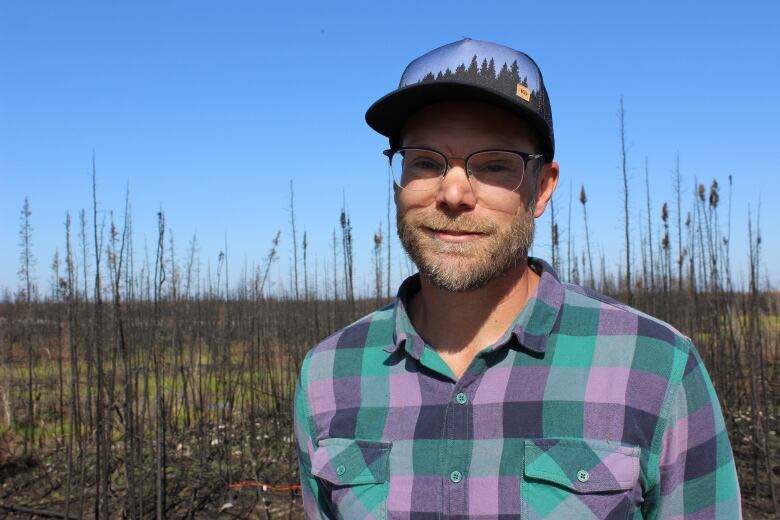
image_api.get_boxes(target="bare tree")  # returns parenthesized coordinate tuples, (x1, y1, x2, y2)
(224, 233, 229, 299)
(331, 229, 339, 301)
(89, 155, 111, 520)
(303, 230, 309, 299)
(724, 175, 733, 291)
(18, 196, 36, 454)
(152, 211, 167, 519)
(257, 231, 281, 298)
(618, 97, 632, 303)
(169, 230, 178, 301)
(373, 223, 383, 304)
(661, 202, 671, 294)
(579, 186, 594, 287)
(63, 211, 80, 519)
(49, 249, 66, 442)
(79, 209, 89, 302)
(673, 154, 684, 291)
(340, 201, 354, 307)
(19, 197, 36, 302)
(645, 157, 655, 296)
(289, 181, 299, 300)
(185, 233, 198, 300)
(387, 170, 393, 298)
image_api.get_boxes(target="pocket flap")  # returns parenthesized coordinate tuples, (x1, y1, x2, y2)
(524, 439, 640, 493)
(311, 438, 392, 485)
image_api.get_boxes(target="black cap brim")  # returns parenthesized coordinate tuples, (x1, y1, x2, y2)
(365, 81, 554, 161)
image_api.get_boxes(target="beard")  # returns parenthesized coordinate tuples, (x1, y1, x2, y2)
(397, 202, 535, 292)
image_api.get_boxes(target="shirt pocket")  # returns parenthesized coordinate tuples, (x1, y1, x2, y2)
(522, 438, 641, 520)
(311, 438, 392, 520)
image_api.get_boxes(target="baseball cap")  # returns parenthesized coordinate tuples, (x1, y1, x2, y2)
(365, 38, 555, 161)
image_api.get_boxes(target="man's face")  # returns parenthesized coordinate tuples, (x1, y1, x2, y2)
(395, 100, 553, 292)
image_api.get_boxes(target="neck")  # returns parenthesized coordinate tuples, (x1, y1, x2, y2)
(408, 259, 541, 360)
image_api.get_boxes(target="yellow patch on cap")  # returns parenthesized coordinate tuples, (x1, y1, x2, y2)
(515, 84, 531, 102)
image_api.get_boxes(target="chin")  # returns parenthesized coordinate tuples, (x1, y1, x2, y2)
(419, 259, 498, 292)
(423, 270, 494, 292)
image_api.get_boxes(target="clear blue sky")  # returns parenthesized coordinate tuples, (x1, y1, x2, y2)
(2, 0, 779, 296)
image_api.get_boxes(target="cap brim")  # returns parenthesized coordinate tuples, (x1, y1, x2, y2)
(365, 81, 553, 160)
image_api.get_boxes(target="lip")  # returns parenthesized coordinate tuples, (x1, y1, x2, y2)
(424, 227, 485, 243)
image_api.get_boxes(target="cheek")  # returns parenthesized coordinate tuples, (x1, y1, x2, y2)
(477, 191, 528, 216)
(396, 189, 436, 214)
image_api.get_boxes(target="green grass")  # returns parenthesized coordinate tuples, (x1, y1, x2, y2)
(0, 358, 298, 443)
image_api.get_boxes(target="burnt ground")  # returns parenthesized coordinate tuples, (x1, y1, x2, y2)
(0, 424, 305, 519)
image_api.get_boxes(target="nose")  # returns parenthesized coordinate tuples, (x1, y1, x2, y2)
(435, 161, 477, 211)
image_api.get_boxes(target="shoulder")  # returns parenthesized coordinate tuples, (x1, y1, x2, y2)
(527, 257, 693, 363)
(296, 302, 398, 440)
(561, 283, 691, 345)
(547, 279, 699, 392)
(301, 301, 397, 378)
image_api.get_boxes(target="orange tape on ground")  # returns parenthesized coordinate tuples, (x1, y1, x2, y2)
(229, 481, 302, 492)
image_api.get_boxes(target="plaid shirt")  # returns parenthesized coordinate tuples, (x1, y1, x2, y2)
(294, 258, 741, 519)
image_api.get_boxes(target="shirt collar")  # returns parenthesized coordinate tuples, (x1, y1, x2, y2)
(384, 257, 564, 359)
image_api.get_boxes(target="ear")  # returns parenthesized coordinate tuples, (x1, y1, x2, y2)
(532, 161, 560, 218)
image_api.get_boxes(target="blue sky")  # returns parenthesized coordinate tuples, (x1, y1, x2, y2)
(2, 0, 779, 295)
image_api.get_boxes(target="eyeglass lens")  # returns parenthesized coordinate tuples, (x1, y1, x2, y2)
(389, 149, 527, 193)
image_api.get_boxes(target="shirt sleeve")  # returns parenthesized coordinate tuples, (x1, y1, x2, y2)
(294, 353, 334, 519)
(650, 342, 742, 519)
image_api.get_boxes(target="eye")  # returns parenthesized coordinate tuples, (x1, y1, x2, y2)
(471, 160, 513, 176)
(410, 158, 442, 171)
(403, 151, 444, 172)
(480, 162, 511, 173)
(469, 151, 525, 178)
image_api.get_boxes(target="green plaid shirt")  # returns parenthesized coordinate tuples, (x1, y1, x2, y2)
(294, 258, 741, 519)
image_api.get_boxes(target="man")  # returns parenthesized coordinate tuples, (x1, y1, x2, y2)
(294, 39, 741, 519)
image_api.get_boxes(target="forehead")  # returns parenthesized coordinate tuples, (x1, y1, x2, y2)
(399, 100, 537, 152)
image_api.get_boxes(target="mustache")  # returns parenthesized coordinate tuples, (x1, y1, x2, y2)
(405, 212, 497, 234)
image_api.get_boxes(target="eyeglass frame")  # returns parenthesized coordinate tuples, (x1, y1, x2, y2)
(383, 147, 545, 193)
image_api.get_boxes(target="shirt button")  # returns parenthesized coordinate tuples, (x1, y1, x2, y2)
(455, 392, 468, 405)
(449, 470, 463, 483)
(577, 469, 589, 482)
(336, 464, 346, 476)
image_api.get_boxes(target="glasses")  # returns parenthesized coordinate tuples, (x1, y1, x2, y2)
(384, 147, 543, 193)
